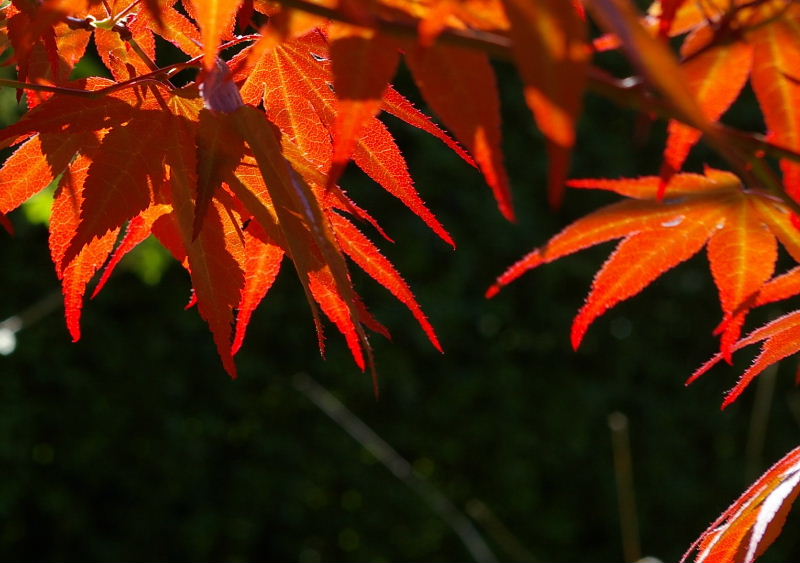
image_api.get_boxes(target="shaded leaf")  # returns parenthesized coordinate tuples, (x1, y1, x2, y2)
(405, 44, 514, 221)
(502, 0, 589, 207)
(164, 111, 245, 378)
(662, 24, 753, 189)
(328, 22, 400, 187)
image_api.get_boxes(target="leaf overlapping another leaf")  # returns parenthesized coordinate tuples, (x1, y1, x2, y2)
(233, 31, 457, 246)
(647, 0, 800, 198)
(4, 0, 800, 559)
(0, 54, 446, 379)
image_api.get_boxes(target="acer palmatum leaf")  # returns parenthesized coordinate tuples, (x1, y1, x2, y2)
(750, 7, 800, 199)
(656, 0, 688, 36)
(353, 120, 456, 247)
(683, 446, 800, 563)
(755, 266, 800, 308)
(661, 24, 753, 193)
(0, 52, 446, 379)
(586, 0, 714, 139)
(327, 22, 400, 189)
(488, 170, 794, 356)
(92, 205, 172, 299)
(141, 5, 204, 59)
(232, 224, 285, 355)
(49, 156, 120, 342)
(689, 309, 800, 408)
(194, 107, 245, 238)
(417, 0, 458, 47)
(650, 1, 800, 197)
(307, 268, 369, 369)
(229, 106, 378, 379)
(380, 86, 476, 168)
(6, 7, 60, 87)
(330, 212, 442, 352)
(502, 0, 589, 208)
(405, 44, 515, 221)
(0, 78, 138, 145)
(188, 0, 243, 72)
(64, 110, 166, 266)
(646, 0, 724, 35)
(234, 34, 455, 246)
(164, 111, 246, 378)
(0, 132, 85, 214)
(93, 16, 156, 82)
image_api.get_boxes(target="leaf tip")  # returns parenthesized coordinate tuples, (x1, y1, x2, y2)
(686, 353, 722, 386)
(721, 391, 738, 410)
(222, 355, 239, 380)
(499, 200, 517, 223)
(430, 333, 444, 354)
(0, 213, 14, 235)
(570, 325, 585, 351)
(185, 290, 198, 310)
(485, 284, 501, 299)
(66, 311, 81, 343)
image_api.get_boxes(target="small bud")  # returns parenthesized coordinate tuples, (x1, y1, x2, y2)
(200, 59, 244, 114)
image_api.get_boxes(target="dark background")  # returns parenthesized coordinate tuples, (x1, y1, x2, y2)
(1, 21, 800, 563)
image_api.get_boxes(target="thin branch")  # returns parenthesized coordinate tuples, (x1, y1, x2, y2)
(0, 291, 62, 355)
(745, 364, 778, 481)
(0, 56, 205, 99)
(293, 372, 499, 563)
(465, 499, 538, 562)
(114, 0, 143, 24)
(128, 37, 161, 74)
(0, 290, 62, 334)
(608, 412, 642, 563)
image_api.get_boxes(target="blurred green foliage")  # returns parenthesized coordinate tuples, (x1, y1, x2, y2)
(1, 34, 800, 563)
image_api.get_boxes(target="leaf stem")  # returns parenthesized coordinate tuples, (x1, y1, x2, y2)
(293, 372, 499, 563)
(0, 60, 197, 98)
(128, 36, 161, 74)
(114, 0, 142, 24)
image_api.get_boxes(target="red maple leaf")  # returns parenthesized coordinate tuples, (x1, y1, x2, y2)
(488, 169, 798, 366)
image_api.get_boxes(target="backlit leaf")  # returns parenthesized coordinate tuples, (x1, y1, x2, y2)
(328, 22, 400, 187)
(490, 170, 792, 354)
(189, 0, 243, 71)
(683, 446, 800, 563)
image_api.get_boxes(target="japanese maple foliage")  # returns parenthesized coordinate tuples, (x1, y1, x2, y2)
(3, 0, 800, 560)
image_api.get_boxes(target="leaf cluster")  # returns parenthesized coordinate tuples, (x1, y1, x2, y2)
(4, 0, 800, 560)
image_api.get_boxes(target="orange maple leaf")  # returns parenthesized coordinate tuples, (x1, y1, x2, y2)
(488, 169, 798, 361)
(655, 0, 800, 197)
(0, 53, 447, 380)
(234, 30, 458, 246)
(683, 445, 800, 563)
